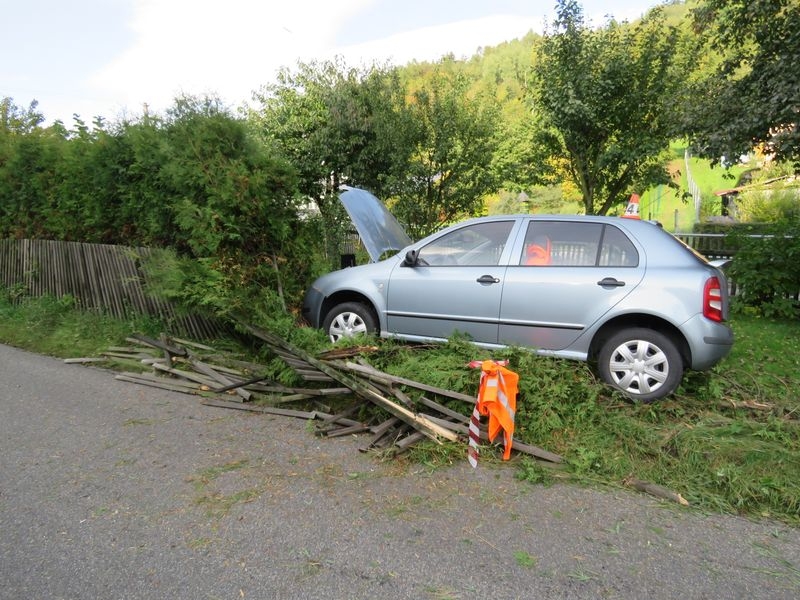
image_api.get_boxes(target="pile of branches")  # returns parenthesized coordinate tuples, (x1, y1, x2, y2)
(67, 324, 562, 465)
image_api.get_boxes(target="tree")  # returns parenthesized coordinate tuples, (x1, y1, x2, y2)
(686, 0, 800, 167)
(393, 63, 501, 237)
(250, 59, 414, 212)
(0, 98, 44, 134)
(531, 0, 684, 215)
(250, 59, 419, 271)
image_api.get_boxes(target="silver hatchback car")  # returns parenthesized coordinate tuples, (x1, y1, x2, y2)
(302, 187, 734, 401)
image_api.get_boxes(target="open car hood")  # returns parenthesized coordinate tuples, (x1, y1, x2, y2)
(338, 186, 412, 262)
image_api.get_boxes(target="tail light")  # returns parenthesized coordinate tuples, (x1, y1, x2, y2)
(703, 276, 724, 322)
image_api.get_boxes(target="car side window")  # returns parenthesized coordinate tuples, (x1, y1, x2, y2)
(419, 221, 514, 266)
(519, 222, 639, 267)
(520, 222, 602, 266)
(598, 225, 639, 267)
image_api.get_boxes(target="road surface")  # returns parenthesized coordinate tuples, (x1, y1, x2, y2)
(1, 343, 798, 599)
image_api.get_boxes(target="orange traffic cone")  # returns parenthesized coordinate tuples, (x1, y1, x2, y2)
(622, 194, 641, 219)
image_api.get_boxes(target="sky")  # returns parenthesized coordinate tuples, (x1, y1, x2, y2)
(2, 0, 665, 126)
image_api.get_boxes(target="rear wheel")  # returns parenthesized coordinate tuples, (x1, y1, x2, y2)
(322, 302, 377, 343)
(597, 328, 683, 402)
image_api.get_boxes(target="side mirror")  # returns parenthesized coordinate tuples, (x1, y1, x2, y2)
(403, 249, 419, 267)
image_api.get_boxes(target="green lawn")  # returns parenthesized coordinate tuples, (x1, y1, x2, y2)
(638, 142, 748, 232)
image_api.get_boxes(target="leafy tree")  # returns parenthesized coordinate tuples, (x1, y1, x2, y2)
(393, 63, 501, 237)
(530, 0, 685, 215)
(686, 0, 800, 167)
(150, 95, 315, 312)
(250, 60, 419, 269)
(250, 59, 413, 211)
(0, 98, 45, 134)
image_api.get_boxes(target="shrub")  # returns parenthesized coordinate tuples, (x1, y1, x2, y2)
(728, 221, 800, 319)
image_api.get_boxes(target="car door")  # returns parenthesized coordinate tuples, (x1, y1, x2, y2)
(386, 220, 517, 344)
(499, 220, 645, 350)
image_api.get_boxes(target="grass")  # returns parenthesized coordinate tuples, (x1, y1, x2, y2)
(0, 293, 165, 358)
(1, 291, 798, 524)
(638, 141, 748, 232)
(187, 459, 261, 518)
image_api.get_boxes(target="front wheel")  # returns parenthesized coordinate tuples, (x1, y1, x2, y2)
(597, 328, 683, 402)
(322, 302, 377, 343)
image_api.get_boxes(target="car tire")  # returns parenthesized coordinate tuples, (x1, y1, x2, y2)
(322, 302, 377, 343)
(597, 328, 683, 402)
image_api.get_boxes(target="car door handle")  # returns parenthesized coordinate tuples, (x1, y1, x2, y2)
(597, 277, 625, 287)
(477, 274, 500, 284)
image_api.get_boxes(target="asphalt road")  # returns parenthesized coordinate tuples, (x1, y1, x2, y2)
(1, 343, 799, 600)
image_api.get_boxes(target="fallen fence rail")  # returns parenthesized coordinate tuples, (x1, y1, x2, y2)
(66, 327, 563, 465)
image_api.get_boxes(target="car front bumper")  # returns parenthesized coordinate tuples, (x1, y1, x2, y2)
(301, 285, 324, 328)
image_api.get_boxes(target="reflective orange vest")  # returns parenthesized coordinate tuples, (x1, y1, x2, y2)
(525, 241, 552, 265)
(475, 360, 519, 460)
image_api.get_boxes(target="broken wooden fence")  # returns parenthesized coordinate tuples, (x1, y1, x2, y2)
(69, 327, 563, 465)
(0, 238, 223, 339)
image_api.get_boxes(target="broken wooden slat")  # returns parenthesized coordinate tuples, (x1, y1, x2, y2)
(264, 393, 316, 404)
(623, 476, 689, 505)
(316, 345, 378, 360)
(171, 337, 217, 351)
(116, 371, 202, 390)
(140, 357, 168, 365)
(203, 356, 273, 373)
(192, 360, 251, 402)
(419, 413, 563, 463)
(324, 423, 372, 437)
(358, 417, 403, 452)
(151, 362, 220, 387)
(269, 347, 336, 382)
(115, 373, 204, 395)
(315, 418, 365, 434)
(201, 398, 318, 420)
(417, 395, 470, 423)
(320, 403, 363, 425)
(64, 357, 106, 364)
(238, 322, 459, 443)
(104, 356, 159, 371)
(389, 387, 415, 408)
(308, 387, 352, 396)
(369, 417, 402, 437)
(294, 370, 335, 382)
(342, 361, 476, 404)
(106, 345, 158, 354)
(120, 372, 208, 394)
(393, 431, 426, 452)
(173, 357, 243, 376)
(160, 332, 181, 364)
(128, 333, 188, 357)
(102, 351, 154, 360)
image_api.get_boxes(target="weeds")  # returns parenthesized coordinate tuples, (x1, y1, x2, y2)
(187, 459, 261, 518)
(513, 550, 537, 568)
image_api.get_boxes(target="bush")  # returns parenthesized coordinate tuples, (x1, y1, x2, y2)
(728, 221, 800, 319)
